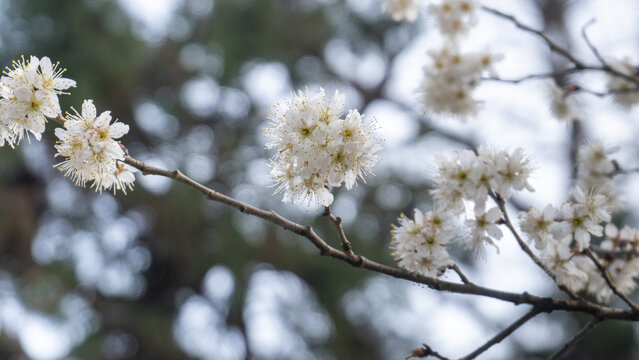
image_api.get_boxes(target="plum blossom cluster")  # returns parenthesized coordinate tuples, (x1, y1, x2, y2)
(381, 0, 423, 22)
(576, 140, 619, 211)
(594, 224, 639, 301)
(0, 55, 136, 194)
(432, 146, 533, 213)
(391, 146, 534, 276)
(0, 55, 75, 144)
(266, 88, 381, 207)
(420, 45, 500, 118)
(431, 146, 531, 254)
(54, 100, 136, 194)
(418, 1, 502, 118)
(547, 81, 580, 122)
(429, 0, 479, 38)
(518, 142, 639, 301)
(390, 209, 455, 277)
(606, 58, 639, 108)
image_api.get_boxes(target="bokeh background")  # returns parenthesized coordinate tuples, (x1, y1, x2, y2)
(1, 0, 639, 359)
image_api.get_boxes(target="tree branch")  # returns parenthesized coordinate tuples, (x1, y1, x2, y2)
(491, 192, 580, 300)
(482, 5, 639, 87)
(584, 248, 639, 312)
(546, 317, 600, 360)
(122, 155, 639, 321)
(481, 6, 587, 68)
(449, 264, 473, 285)
(460, 307, 541, 360)
(482, 68, 580, 84)
(323, 206, 361, 264)
(406, 344, 451, 360)
(580, 19, 606, 65)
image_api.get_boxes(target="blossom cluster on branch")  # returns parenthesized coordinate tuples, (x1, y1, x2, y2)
(0, 55, 136, 193)
(391, 146, 533, 277)
(418, 0, 502, 118)
(517, 142, 639, 301)
(265, 88, 381, 207)
(0, 55, 75, 144)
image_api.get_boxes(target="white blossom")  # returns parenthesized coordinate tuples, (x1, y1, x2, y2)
(606, 58, 639, 108)
(432, 146, 533, 214)
(420, 45, 501, 118)
(577, 140, 618, 179)
(573, 186, 612, 224)
(0, 55, 75, 142)
(584, 256, 639, 303)
(266, 88, 381, 207)
(575, 140, 619, 211)
(54, 99, 134, 193)
(602, 223, 639, 252)
(547, 81, 580, 122)
(381, 0, 422, 22)
(519, 204, 559, 250)
(560, 201, 602, 250)
(464, 206, 503, 257)
(390, 209, 455, 277)
(489, 148, 534, 198)
(429, 0, 478, 38)
(541, 233, 589, 292)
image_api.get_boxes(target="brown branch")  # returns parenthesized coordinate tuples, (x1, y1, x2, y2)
(491, 192, 580, 300)
(449, 264, 473, 285)
(481, 6, 587, 68)
(121, 155, 639, 322)
(584, 248, 639, 312)
(323, 206, 361, 264)
(460, 307, 541, 360)
(482, 6, 639, 87)
(546, 318, 600, 360)
(590, 245, 639, 259)
(483, 76, 639, 98)
(580, 19, 606, 65)
(482, 68, 580, 84)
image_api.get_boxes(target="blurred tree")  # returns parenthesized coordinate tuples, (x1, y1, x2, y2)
(0, 0, 638, 359)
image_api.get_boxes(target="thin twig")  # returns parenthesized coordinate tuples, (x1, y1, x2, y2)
(481, 6, 587, 68)
(580, 19, 606, 65)
(483, 76, 639, 98)
(584, 248, 639, 312)
(590, 245, 639, 259)
(546, 318, 600, 360)
(323, 206, 361, 264)
(460, 307, 541, 360)
(481, 5, 639, 87)
(482, 68, 580, 84)
(450, 264, 473, 285)
(491, 192, 580, 300)
(406, 344, 451, 360)
(121, 155, 639, 322)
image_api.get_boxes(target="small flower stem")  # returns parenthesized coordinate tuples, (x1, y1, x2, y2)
(449, 264, 473, 285)
(49, 113, 65, 126)
(323, 206, 362, 265)
(584, 248, 639, 312)
(490, 192, 580, 300)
